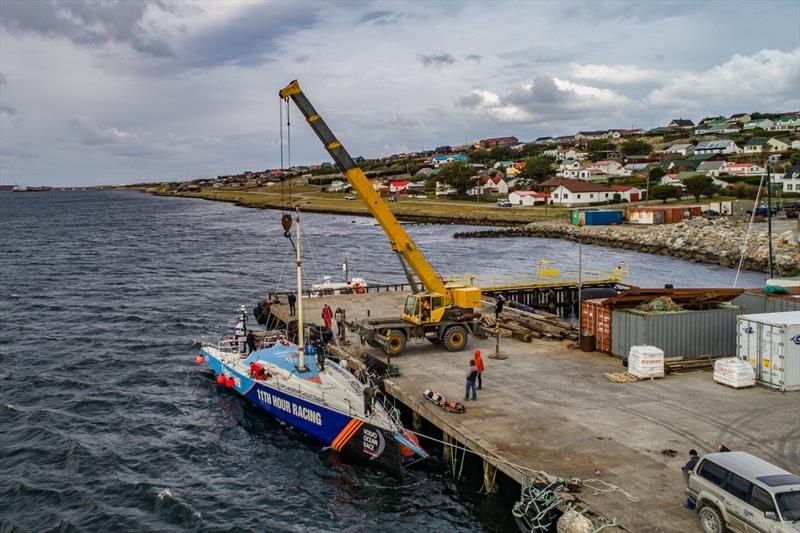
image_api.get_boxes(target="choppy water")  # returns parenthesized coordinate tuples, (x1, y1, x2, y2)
(0, 192, 763, 532)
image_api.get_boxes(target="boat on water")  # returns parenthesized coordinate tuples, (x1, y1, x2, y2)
(198, 209, 427, 477)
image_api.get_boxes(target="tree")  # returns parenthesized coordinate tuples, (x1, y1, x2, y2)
(587, 138, 615, 160)
(651, 185, 681, 204)
(438, 161, 475, 196)
(518, 156, 555, 183)
(489, 146, 513, 160)
(648, 167, 666, 180)
(520, 143, 544, 157)
(620, 139, 653, 156)
(469, 149, 491, 165)
(682, 175, 717, 201)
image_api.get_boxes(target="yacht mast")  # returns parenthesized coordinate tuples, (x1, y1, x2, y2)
(295, 206, 308, 371)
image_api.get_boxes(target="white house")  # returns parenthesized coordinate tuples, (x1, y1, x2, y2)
(431, 155, 468, 167)
(769, 116, 800, 132)
(589, 160, 630, 176)
(540, 179, 613, 207)
(563, 168, 607, 181)
(659, 174, 684, 188)
(390, 180, 412, 193)
(775, 166, 800, 192)
(694, 140, 741, 155)
(508, 190, 548, 206)
(560, 149, 587, 161)
(609, 185, 642, 202)
(468, 176, 508, 196)
(435, 181, 457, 196)
(724, 163, 766, 176)
(697, 160, 727, 177)
(558, 160, 582, 173)
(792, 140, 800, 150)
(329, 180, 352, 192)
(663, 143, 695, 156)
(743, 118, 774, 130)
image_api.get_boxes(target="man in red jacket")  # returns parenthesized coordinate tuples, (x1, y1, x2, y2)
(322, 304, 333, 330)
(474, 349, 485, 390)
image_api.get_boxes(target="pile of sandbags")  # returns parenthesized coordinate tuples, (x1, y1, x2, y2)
(628, 345, 665, 379)
(713, 358, 755, 389)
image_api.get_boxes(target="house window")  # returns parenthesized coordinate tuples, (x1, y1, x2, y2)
(563, 193, 569, 199)
(589, 194, 594, 198)
(577, 194, 581, 199)
(788, 185, 793, 191)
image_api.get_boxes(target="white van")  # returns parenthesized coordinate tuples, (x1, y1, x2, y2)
(496, 199, 512, 207)
(687, 451, 800, 532)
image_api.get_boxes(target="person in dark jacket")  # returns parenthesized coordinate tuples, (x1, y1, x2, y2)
(465, 359, 478, 401)
(288, 293, 297, 316)
(495, 295, 505, 320)
(363, 385, 376, 416)
(682, 449, 699, 486)
(246, 331, 256, 354)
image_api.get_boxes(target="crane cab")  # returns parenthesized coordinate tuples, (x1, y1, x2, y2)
(402, 293, 445, 325)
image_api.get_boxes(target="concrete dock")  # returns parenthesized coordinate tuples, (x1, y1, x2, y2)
(267, 292, 800, 532)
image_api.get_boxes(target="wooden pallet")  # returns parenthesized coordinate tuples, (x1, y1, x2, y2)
(604, 372, 664, 383)
(665, 356, 716, 374)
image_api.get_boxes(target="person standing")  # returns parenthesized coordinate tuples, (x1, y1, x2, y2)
(363, 385, 376, 416)
(474, 349, 485, 390)
(682, 449, 699, 486)
(288, 293, 297, 316)
(315, 338, 326, 372)
(334, 307, 345, 341)
(465, 359, 478, 401)
(495, 295, 506, 320)
(322, 304, 333, 330)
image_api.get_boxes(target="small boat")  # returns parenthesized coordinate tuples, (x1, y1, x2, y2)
(198, 209, 427, 477)
(310, 275, 368, 296)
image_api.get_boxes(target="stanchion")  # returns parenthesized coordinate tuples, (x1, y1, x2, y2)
(489, 322, 507, 360)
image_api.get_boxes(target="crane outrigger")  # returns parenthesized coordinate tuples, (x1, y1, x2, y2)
(279, 80, 481, 355)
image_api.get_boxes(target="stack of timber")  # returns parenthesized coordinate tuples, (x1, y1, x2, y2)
(664, 355, 717, 374)
(602, 288, 744, 310)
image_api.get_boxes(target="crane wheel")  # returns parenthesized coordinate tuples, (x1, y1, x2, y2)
(442, 325, 468, 352)
(382, 329, 407, 356)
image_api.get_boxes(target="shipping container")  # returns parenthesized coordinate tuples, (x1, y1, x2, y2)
(611, 305, 741, 358)
(625, 206, 702, 225)
(736, 312, 800, 391)
(581, 299, 612, 353)
(583, 210, 624, 226)
(732, 290, 800, 315)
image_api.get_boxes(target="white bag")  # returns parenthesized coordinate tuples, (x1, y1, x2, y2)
(713, 358, 755, 389)
(628, 345, 664, 379)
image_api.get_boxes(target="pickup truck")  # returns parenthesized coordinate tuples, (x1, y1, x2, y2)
(784, 202, 800, 219)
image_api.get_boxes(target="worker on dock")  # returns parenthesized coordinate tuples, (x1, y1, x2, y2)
(474, 350, 484, 390)
(322, 304, 333, 330)
(494, 295, 506, 320)
(465, 359, 478, 401)
(334, 307, 345, 341)
(288, 293, 296, 316)
(363, 384, 376, 416)
(315, 338, 326, 372)
(682, 449, 699, 486)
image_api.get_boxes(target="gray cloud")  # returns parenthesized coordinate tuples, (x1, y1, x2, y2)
(0, 73, 6, 85)
(0, 104, 17, 115)
(0, 0, 174, 57)
(465, 54, 482, 63)
(69, 115, 135, 146)
(358, 10, 403, 25)
(417, 52, 456, 67)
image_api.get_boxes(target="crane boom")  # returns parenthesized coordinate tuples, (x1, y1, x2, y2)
(279, 80, 450, 300)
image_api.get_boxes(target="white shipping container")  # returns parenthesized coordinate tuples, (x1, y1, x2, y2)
(736, 312, 800, 391)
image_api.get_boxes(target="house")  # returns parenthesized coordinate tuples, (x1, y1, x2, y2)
(505, 166, 522, 177)
(768, 115, 800, 132)
(624, 162, 650, 173)
(435, 181, 457, 196)
(575, 130, 608, 140)
(743, 137, 769, 153)
(389, 181, 412, 193)
(435, 145, 452, 154)
(724, 163, 766, 176)
(589, 160, 629, 176)
(538, 179, 613, 207)
(659, 173, 684, 188)
(767, 138, 790, 152)
(663, 143, 695, 156)
(563, 168, 607, 181)
(534, 136, 554, 144)
(778, 165, 800, 192)
(560, 149, 587, 160)
(699, 116, 727, 126)
(610, 185, 642, 202)
(697, 160, 727, 177)
(494, 160, 516, 169)
(792, 140, 800, 150)
(743, 118, 774, 130)
(696, 122, 740, 135)
(729, 113, 752, 123)
(368, 178, 383, 191)
(694, 140, 741, 155)
(479, 136, 519, 149)
(469, 176, 509, 195)
(559, 160, 582, 172)
(668, 118, 695, 128)
(328, 180, 352, 192)
(508, 190, 548, 206)
(432, 155, 468, 167)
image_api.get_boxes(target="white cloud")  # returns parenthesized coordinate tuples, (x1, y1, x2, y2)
(69, 115, 135, 145)
(648, 49, 800, 110)
(571, 63, 672, 84)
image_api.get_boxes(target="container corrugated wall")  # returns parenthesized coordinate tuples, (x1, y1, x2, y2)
(731, 292, 800, 314)
(611, 305, 741, 358)
(581, 299, 612, 353)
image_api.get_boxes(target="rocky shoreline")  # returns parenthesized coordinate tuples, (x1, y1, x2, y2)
(454, 218, 800, 277)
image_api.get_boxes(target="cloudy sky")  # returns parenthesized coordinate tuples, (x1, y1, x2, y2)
(1, 1, 798, 186)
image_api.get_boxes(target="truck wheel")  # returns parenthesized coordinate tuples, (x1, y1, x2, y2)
(366, 339, 382, 349)
(442, 325, 468, 352)
(382, 329, 406, 356)
(699, 505, 727, 533)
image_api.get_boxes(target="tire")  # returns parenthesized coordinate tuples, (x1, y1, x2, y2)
(699, 505, 727, 533)
(366, 339, 382, 349)
(442, 325, 468, 352)
(382, 329, 406, 356)
(427, 337, 442, 345)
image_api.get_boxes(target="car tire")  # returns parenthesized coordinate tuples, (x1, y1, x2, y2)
(699, 505, 727, 533)
(442, 325, 468, 352)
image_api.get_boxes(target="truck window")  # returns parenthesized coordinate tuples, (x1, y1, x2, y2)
(432, 296, 443, 309)
(751, 486, 776, 514)
(404, 296, 415, 315)
(777, 491, 800, 521)
(724, 472, 752, 502)
(698, 460, 728, 487)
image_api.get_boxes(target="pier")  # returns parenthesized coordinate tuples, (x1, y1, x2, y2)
(265, 292, 799, 532)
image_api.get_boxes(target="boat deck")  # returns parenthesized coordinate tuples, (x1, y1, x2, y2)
(266, 292, 800, 532)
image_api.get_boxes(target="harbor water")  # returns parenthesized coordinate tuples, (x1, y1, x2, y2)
(0, 191, 764, 532)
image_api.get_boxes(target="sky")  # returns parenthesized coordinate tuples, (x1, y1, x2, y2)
(1, 0, 799, 186)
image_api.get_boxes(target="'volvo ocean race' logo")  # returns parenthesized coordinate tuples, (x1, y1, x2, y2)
(791, 334, 800, 346)
(743, 326, 755, 335)
(362, 427, 385, 460)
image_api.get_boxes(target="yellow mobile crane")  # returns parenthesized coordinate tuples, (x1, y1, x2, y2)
(279, 80, 481, 355)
